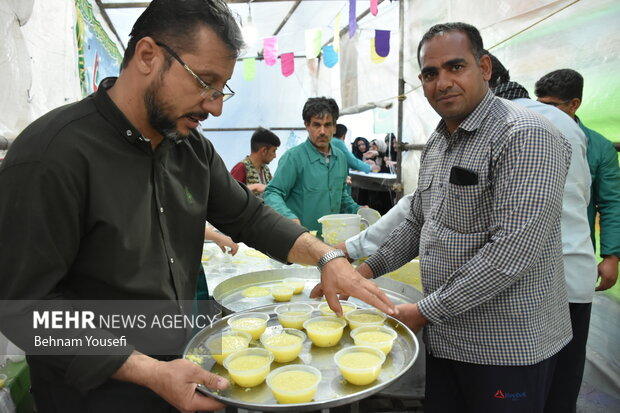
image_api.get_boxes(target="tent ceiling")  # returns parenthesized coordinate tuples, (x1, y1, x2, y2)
(97, 0, 391, 59)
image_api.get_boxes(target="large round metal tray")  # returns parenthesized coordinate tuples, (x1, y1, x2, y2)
(212, 267, 423, 315)
(184, 303, 418, 411)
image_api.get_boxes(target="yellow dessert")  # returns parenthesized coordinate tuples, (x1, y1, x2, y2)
(206, 332, 251, 365)
(303, 317, 346, 347)
(267, 366, 321, 404)
(319, 301, 357, 317)
(271, 285, 294, 302)
(244, 249, 269, 259)
(345, 309, 387, 329)
(260, 329, 305, 362)
(335, 346, 385, 386)
(351, 326, 397, 354)
(242, 286, 271, 298)
(228, 312, 269, 340)
(225, 354, 272, 387)
(282, 277, 305, 294)
(275, 303, 313, 329)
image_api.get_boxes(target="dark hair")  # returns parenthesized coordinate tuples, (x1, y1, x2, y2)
(250, 127, 280, 152)
(352, 137, 370, 160)
(486, 51, 510, 89)
(335, 124, 348, 139)
(417, 22, 485, 66)
(535, 69, 584, 101)
(121, 0, 244, 69)
(302, 97, 339, 123)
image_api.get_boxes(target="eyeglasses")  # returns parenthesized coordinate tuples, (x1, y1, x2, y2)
(155, 42, 235, 102)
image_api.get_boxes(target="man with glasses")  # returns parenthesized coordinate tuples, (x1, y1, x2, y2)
(0, 1, 395, 412)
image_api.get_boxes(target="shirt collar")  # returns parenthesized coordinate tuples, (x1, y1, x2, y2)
(92, 77, 148, 145)
(435, 89, 496, 136)
(304, 138, 334, 162)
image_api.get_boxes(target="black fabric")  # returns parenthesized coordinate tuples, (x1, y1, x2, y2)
(545, 302, 592, 413)
(425, 352, 558, 413)
(493, 81, 531, 101)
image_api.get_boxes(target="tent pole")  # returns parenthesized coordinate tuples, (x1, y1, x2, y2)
(395, 0, 405, 201)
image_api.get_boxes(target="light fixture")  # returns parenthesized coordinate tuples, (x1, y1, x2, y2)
(241, 1, 257, 47)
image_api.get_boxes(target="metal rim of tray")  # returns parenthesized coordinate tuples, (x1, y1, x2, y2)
(183, 303, 419, 411)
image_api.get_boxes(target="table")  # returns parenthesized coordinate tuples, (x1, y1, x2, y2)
(349, 171, 397, 192)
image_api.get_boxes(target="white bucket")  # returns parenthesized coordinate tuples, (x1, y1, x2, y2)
(318, 214, 369, 245)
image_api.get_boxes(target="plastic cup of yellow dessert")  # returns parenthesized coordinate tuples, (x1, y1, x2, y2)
(205, 330, 252, 365)
(344, 308, 387, 330)
(318, 300, 357, 318)
(350, 325, 397, 355)
(271, 284, 295, 302)
(260, 328, 306, 363)
(227, 312, 270, 340)
(0, 374, 7, 389)
(334, 345, 386, 386)
(282, 277, 306, 294)
(275, 303, 314, 329)
(303, 316, 346, 347)
(266, 364, 322, 404)
(223, 348, 274, 387)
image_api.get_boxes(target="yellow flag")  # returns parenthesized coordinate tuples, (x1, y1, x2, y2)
(371, 38, 386, 64)
(334, 13, 341, 52)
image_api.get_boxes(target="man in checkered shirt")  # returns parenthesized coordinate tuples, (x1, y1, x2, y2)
(356, 23, 573, 412)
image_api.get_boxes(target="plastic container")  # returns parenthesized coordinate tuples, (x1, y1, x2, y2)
(275, 303, 314, 329)
(317, 214, 369, 245)
(334, 345, 385, 386)
(223, 348, 274, 387)
(344, 308, 387, 330)
(271, 284, 295, 302)
(0, 374, 6, 389)
(227, 312, 270, 340)
(266, 364, 322, 404)
(260, 328, 306, 362)
(282, 277, 305, 294)
(205, 330, 252, 365)
(350, 325, 397, 355)
(303, 316, 347, 347)
(318, 300, 357, 318)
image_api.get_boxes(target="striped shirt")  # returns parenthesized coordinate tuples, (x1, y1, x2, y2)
(366, 90, 573, 366)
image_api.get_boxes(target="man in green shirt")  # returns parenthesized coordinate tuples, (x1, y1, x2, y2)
(264, 98, 361, 235)
(535, 69, 620, 292)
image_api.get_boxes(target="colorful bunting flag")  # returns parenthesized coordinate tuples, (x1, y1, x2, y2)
(243, 58, 256, 81)
(263, 37, 278, 66)
(375, 30, 390, 57)
(281, 52, 295, 77)
(370, 0, 379, 16)
(349, 0, 356, 38)
(322, 45, 338, 68)
(305, 28, 322, 59)
(334, 12, 341, 52)
(370, 38, 386, 64)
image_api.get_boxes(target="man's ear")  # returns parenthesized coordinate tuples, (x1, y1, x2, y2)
(133, 36, 160, 75)
(568, 98, 581, 116)
(479, 55, 492, 81)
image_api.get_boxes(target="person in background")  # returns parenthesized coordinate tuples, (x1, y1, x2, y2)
(230, 126, 280, 198)
(488, 52, 597, 413)
(535, 69, 620, 293)
(352, 136, 371, 160)
(332, 124, 377, 173)
(385, 133, 398, 170)
(365, 138, 390, 173)
(264, 97, 361, 235)
(0, 1, 395, 411)
(356, 22, 573, 412)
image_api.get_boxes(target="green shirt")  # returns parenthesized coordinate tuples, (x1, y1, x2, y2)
(579, 118, 620, 257)
(264, 138, 360, 234)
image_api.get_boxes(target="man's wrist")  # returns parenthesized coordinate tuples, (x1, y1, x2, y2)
(317, 249, 347, 271)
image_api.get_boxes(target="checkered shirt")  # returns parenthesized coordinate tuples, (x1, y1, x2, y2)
(366, 90, 573, 366)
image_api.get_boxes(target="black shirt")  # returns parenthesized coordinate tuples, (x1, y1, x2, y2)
(0, 78, 305, 392)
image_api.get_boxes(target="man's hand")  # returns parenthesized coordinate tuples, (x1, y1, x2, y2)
(309, 257, 395, 317)
(333, 242, 352, 261)
(113, 353, 228, 412)
(596, 255, 619, 291)
(393, 303, 428, 333)
(247, 183, 267, 193)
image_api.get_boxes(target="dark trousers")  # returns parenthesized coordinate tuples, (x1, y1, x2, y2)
(30, 370, 179, 413)
(425, 352, 558, 413)
(545, 302, 592, 413)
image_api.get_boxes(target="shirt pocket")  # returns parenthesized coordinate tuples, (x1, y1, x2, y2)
(441, 180, 489, 233)
(417, 174, 433, 214)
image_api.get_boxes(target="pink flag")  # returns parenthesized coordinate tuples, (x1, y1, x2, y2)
(370, 0, 378, 16)
(281, 52, 295, 77)
(263, 37, 278, 66)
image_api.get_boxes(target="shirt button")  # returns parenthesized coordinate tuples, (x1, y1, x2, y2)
(170, 258, 174, 264)
(160, 207, 164, 213)
(439, 183, 443, 188)
(126, 130, 132, 136)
